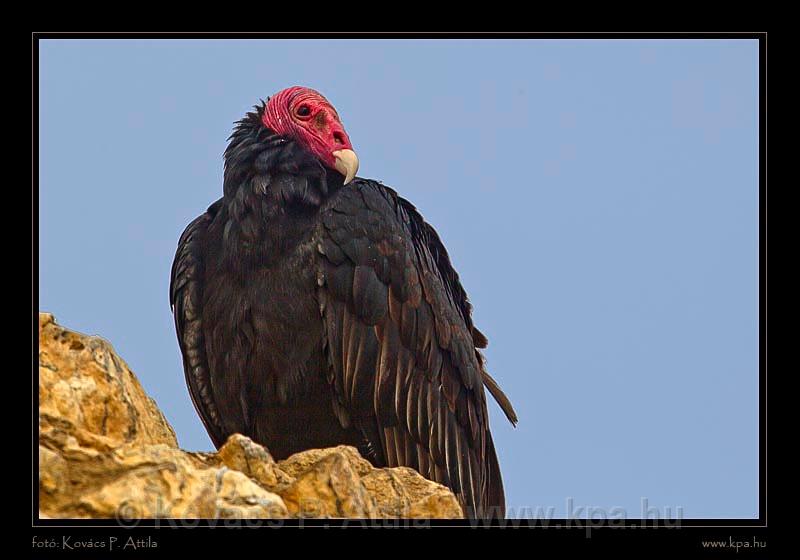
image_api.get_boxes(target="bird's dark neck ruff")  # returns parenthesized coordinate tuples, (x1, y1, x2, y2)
(217, 104, 345, 272)
(223, 103, 345, 201)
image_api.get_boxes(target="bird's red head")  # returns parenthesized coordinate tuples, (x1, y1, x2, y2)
(262, 86, 359, 184)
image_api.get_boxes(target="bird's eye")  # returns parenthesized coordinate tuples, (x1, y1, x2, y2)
(296, 105, 311, 118)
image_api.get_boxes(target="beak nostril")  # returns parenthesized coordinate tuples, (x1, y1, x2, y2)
(333, 132, 344, 145)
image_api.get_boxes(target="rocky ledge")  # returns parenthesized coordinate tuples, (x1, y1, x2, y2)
(38, 312, 463, 519)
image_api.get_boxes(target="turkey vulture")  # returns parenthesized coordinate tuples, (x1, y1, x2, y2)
(170, 86, 517, 518)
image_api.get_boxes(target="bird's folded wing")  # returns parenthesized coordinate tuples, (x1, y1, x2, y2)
(315, 180, 508, 518)
(170, 199, 226, 448)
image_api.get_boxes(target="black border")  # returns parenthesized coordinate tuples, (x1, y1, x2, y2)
(32, 31, 768, 555)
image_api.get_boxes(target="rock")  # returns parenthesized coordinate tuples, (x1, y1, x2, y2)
(275, 446, 463, 518)
(60, 443, 288, 519)
(361, 467, 466, 518)
(39, 312, 177, 453)
(217, 434, 294, 492)
(279, 447, 378, 517)
(38, 313, 463, 519)
(277, 445, 375, 478)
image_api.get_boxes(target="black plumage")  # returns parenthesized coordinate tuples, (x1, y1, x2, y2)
(170, 103, 517, 518)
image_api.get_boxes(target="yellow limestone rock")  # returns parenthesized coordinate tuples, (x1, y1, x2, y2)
(217, 434, 295, 492)
(37, 313, 462, 519)
(39, 312, 177, 452)
(278, 447, 378, 517)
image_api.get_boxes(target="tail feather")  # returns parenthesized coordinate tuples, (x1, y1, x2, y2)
(482, 370, 518, 426)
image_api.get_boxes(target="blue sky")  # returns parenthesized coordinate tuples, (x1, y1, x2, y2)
(38, 39, 759, 518)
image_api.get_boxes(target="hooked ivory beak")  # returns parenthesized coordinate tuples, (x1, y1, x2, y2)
(332, 149, 359, 185)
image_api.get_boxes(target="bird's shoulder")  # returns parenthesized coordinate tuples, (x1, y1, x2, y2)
(169, 199, 222, 309)
(319, 178, 483, 343)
